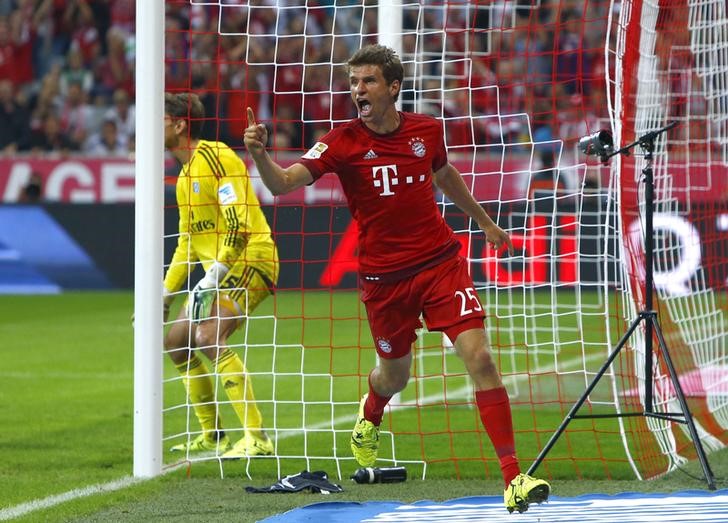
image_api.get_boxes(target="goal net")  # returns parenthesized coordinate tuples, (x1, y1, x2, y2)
(157, 0, 727, 481)
(607, 0, 728, 479)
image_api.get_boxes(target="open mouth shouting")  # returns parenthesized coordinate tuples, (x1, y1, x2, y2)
(357, 98, 372, 117)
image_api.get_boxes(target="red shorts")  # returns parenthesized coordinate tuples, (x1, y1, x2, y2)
(360, 255, 486, 359)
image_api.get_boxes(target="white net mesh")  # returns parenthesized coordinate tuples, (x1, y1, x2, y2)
(158, 0, 726, 481)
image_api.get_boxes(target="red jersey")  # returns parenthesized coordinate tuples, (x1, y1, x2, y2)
(300, 112, 460, 280)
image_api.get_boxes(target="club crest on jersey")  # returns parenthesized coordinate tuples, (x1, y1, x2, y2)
(376, 337, 392, 354)
(192, 181, 200, 193)
(303, 141, 328, 160)
(409, 137, 426, 158)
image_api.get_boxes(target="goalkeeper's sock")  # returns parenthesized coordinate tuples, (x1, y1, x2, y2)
(177, 356, 222, 437)
(475, 387, 521, 486)
(364, 372, 392, 426)
(215, 348, 263, 430)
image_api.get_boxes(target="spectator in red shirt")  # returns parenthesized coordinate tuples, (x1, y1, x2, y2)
(8, 6, 35, 87)
(0, 16, 15, 86)
(110, 0, 134, 34)
(68, 0, 101, 67)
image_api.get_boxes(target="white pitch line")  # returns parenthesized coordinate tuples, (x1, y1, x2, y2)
(0, 476, 138, 521)
(0, 463, 188, 521)
(1, 351, 605, 519)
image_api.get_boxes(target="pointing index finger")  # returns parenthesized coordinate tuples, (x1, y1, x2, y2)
(247, 107, 256, 127)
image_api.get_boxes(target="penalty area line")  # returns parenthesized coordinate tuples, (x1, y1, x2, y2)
(0, 464, 186, 521)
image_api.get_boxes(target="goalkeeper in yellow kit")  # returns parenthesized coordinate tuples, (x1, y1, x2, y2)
(163, 92, 278, 459)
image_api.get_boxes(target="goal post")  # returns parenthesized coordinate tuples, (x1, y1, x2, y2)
(133, 0, 164, 478)
(137, 0, 728, 482)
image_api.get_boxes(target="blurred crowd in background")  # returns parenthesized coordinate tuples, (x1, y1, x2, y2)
(0, 0, 608, 158)
(0, 0, 135, 157)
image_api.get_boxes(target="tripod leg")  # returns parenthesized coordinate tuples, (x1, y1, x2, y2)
(651, 318, 716, 490)
(527, 315, 644, 475)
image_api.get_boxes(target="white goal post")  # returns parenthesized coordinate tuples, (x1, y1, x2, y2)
(133, 0, 164, 478)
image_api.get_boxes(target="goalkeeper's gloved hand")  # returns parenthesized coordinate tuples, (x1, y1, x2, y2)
(188, 262, 230, 323)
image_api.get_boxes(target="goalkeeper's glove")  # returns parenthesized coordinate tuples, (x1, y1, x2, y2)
(188, 262, 230, 323)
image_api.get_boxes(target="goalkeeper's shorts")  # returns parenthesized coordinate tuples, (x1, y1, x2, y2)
(185, 263, 276, 321)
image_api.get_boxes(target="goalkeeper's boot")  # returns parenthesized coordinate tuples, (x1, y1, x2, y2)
(170, 432, 230, 454)
(222, 431, 274, 459)
(504, 473, 551, 513)
(350, 395, 380, 467)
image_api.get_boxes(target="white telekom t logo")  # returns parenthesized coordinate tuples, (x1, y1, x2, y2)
(372, 164, 398, 196)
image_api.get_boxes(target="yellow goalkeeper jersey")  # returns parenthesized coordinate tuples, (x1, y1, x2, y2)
(163, 139, 278, 293)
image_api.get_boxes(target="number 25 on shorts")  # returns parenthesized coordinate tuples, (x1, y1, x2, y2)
(455, 287, 482, 316)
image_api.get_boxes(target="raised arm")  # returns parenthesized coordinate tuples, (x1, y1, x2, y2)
(244, 107, 313, 195)
(433, 162, 514, 255)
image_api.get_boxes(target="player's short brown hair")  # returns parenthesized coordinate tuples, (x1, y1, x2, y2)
(164, 92, 205, 139)
(348, 44, 404, 102)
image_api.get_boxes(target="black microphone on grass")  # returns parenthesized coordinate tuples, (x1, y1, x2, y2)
(351, 466, 407, 484)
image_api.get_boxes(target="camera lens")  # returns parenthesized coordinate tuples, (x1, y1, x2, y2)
(578, 130, 613, 156)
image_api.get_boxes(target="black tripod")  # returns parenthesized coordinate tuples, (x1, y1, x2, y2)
(527, 122, 716, 489)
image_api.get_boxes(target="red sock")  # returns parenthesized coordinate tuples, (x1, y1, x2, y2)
(475, 387, 521, 486)
(364, 373, 392, 426)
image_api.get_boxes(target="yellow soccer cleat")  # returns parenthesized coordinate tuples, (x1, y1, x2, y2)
(350, 395, 380, 467)
(222, 431, 274, 459)
(504, 473, 551, 513)
(170, 432, 230, 454)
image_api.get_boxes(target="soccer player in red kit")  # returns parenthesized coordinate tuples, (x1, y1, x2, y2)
(244, 44, 550, 513)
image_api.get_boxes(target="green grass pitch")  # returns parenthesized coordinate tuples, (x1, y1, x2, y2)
(2, 291, 725, 522)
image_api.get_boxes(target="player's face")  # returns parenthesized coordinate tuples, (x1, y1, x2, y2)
(350, 64, 400, 129)
(164, 114, 187, 150)
(164, 114, 178, 149)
